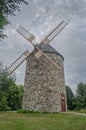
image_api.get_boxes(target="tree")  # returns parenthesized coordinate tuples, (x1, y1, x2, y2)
(0, 90, 10, 111)
(76, 82, 86, 109)
(66, 85, 75, 110)
(8, 84, 24, 110)
(0, 62, 24, 111)
(0, 62, 15, 92)
(0, 62, 15, 110)
(0, 0, 28, 40)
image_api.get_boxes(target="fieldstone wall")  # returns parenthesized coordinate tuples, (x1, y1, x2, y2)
(22, 51, 67, 112)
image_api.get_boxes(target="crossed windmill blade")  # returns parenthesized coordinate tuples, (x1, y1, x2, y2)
(7, 21, 68, 75)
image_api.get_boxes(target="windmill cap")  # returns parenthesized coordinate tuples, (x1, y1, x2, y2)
(39, 44, 64, 60)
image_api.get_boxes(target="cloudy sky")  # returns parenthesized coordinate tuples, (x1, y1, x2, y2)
(0, 0, 86, 92)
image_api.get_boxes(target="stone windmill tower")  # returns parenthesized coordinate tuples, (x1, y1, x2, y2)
(7, 21, 68, 112)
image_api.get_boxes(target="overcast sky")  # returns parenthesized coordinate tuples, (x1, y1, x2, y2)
(0, 0, 86, 92)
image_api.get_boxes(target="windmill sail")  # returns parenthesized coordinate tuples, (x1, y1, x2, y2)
(17, 26, 35, 46)
(41, 21, 68, 45)
(17, 21, 67, 72)
(7, 50, 30, 75)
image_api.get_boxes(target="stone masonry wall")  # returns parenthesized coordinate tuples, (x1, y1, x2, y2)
(22, 51, 67, 112)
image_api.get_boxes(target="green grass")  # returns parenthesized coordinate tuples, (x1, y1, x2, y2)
(0, 111, 86, 130)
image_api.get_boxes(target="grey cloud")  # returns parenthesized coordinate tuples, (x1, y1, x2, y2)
(33, 0, 86, 19)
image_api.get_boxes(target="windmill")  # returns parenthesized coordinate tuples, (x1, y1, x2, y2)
(7, 20, 68, 112)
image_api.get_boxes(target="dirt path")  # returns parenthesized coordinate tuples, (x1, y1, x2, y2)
(65, 112, 86, 116)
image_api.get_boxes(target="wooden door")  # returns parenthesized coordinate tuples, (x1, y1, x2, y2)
(61, 93, 66, 112)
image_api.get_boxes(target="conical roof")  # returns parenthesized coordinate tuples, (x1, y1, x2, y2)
(39, 43, 64, 60)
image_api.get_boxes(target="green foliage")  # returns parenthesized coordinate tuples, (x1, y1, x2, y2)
(0, 12, 8, 29)
(66, 85, 75, 110)
(0, 62, 24, 111)
(0, 0, 28, 40)
(76, 82, 86, 110)
(0, 71, 15, 92)
(0, 62, 15, 110)
(66, 83, 86, 112)
(17, 109, 41, 114)
(0, 12, 8, 39)
(0, 90, 11, 111)
(17, 109, 58, 114)
(8, 84, 24, 110)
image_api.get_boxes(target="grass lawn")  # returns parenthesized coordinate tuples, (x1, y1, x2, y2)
(0, 111, 86, 130)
